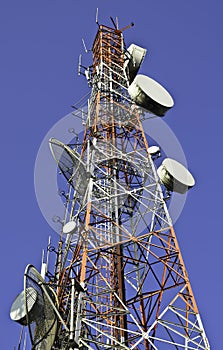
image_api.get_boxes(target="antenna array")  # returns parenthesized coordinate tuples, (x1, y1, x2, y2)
(11, 17, 209, 350)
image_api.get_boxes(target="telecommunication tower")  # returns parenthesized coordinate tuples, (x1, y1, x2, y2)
(10, 16, 210, 350)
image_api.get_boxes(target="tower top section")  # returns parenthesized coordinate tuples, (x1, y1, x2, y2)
(92, 24, 125, 76)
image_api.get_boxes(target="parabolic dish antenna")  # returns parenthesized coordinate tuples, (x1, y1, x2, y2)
(10, 264, 58, 349)
(125, 44, 147, 83)
(10, 287, 38, 325)
(157, 158, 195, 194)
(63, 220, 76, 235)
(49, 137, 87, 193)
(128, 74, 174, 116)
(148, 145, 160, 156)
(24, 264, 58, 349)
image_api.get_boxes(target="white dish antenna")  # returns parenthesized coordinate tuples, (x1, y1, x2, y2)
(128, 74, 174, 116)
(148, 145, 160, 156)
(157, 158, 195, 194)
(63, 220, 76, 235)
(10, 287, 39, 325)
(10, 264, 58, 349)
(125, 44, 147, 83)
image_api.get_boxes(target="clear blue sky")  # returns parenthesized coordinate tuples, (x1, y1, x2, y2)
(0, 0, 222, 348)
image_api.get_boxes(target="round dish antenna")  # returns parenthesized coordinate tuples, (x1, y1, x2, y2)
(125, 44, 147, 83)
(10, 264, 58, 349)
(157, 158, 195, 194)
(148, 145, 160, 156)
(63, 220, 76, 235)
(10, 287, 39, 326)
(128, 74, 174, 116)
(24, 264, 58, 349)
(49, 138, 87, 194)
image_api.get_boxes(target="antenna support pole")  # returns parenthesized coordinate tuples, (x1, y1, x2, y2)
(69, 278, 75, 349)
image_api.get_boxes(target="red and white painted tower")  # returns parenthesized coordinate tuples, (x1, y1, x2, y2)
(10, 17, 209, 350)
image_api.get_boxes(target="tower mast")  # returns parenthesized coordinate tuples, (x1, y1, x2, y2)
(11, 18, 210, 350)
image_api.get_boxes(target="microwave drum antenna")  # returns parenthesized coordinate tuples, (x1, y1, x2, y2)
(128, 74, 174, 116)
(157, 158, 195, 194)
(125, 44, 147, 83)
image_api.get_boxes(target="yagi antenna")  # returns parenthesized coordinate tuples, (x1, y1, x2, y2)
(41, 249, 46, 279)
(82, 38, 88, 53)
(46, 235, 51, 268)
(23, 332, 27, 350)
(40, 236, 51, 279)
(96, 8, 99, 25)
(110, 16, 117, 30)
(116, 16, 119, 30)
(78, 54, 82, 75)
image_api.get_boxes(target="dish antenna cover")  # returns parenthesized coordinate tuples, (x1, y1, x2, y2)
(63, 220, 76, 235)
(125, 44, 147, 83)
(148, 145, 160, 156)
(157, 158, 195, 194)
(10, 287, 39, 326)
(128, 74, 174, 116)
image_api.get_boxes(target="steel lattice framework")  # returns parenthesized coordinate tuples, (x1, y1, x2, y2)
(48, 24, 209, 349)
(11, 21, 210, 350)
